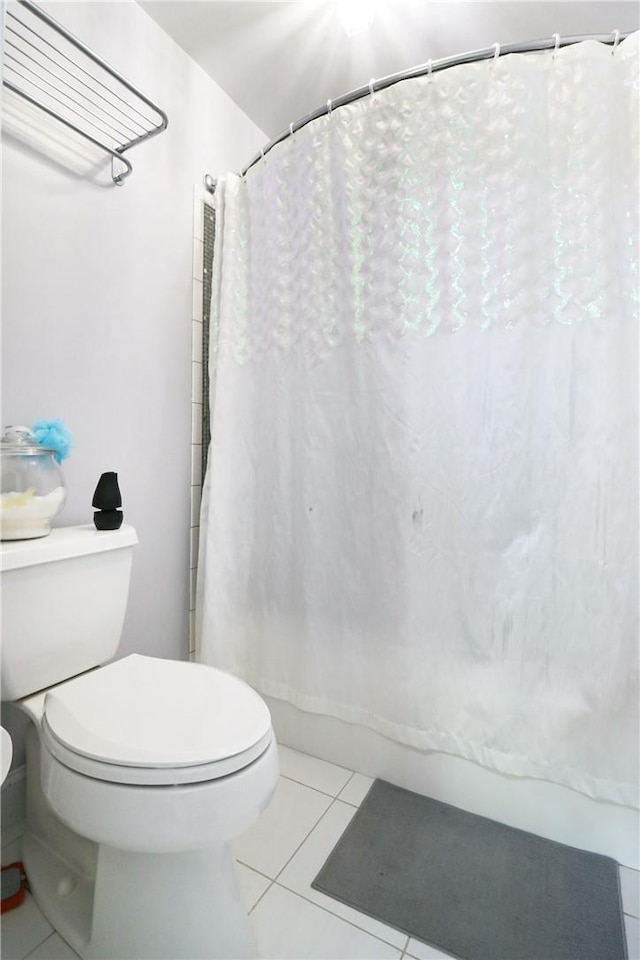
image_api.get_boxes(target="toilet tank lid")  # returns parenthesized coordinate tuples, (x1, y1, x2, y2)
(0, 524, 138, 571)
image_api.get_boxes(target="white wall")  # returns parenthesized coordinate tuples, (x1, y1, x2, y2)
(1, 0, 266, 763)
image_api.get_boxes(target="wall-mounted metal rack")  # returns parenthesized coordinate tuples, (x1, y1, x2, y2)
(2, 0, 168, 184)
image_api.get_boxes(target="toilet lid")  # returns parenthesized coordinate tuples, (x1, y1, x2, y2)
(43, 654, 272, 772)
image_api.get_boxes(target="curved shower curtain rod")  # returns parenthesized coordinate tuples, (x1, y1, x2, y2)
(203, 27, 631, 192)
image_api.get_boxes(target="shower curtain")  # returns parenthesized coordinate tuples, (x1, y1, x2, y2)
(197, 35, 639, 807)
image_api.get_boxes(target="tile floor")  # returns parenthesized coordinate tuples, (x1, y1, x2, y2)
(2, 745, 639, 960)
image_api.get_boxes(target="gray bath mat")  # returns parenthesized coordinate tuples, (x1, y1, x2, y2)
(312, 780, 627, 960)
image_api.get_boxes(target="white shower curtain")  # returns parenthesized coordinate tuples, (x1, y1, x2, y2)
(197, 35, 639, 807)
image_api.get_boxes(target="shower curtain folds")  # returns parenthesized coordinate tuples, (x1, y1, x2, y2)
(197, 34, 639, 809)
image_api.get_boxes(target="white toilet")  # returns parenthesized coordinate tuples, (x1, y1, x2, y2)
(0, 524, 279, 959)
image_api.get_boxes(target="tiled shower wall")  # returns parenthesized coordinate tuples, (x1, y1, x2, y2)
(189, 183, 214, 659)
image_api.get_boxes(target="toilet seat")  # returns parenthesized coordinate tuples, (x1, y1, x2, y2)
(40, 654, 273, 786)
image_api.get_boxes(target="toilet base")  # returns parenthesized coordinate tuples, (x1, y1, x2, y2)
(23, 831, 94, 952)
(21, 725, 279, 959)
(24, 829, 255, 959)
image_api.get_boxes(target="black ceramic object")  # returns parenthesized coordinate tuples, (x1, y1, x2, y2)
(92, 472, 122, 510)
(93, 509, 123, 531)
(93, 472, 123, 530)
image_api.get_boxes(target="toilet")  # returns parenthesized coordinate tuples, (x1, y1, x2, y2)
(0, 524, 279, 959)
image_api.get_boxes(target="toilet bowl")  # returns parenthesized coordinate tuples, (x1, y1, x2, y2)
(1, 526, 279, 959)
(20, 655, 278, 960)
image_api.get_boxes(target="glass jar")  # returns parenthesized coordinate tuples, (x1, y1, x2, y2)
(0, 426, 66, 540)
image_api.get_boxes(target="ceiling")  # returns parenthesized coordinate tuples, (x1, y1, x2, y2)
(138, 1, 639, 139)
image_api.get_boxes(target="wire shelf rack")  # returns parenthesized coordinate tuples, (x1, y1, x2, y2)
(3, 0, 168, 184)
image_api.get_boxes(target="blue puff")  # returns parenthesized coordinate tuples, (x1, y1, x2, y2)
(31, 419, 73, 464)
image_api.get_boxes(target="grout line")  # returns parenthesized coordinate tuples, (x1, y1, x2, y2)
(335, 771, 374, 808)
(279, 772, 351, 802)
(272, 794, 340, 885)
(24, 932, 54, 960)
(270, 878, 408, 953)
(280, 746, 352, 777)
(1, 826, 25, 854)
(335, 770, 355, 801)
(248, 877, 275, 916)
(20, 912, 54, 959)
(235, 860, 273, 883)
(238, 855, 276, 917)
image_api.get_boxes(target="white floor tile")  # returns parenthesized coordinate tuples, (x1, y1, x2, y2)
(235, 862, 271, 911)
(278, 746, 352, 797)
(1, 823, 25, 850)
(406, 938, 458, 960)
(1, 837, 23, 864)
(338, 773, 375, 807)
(626, 913, 640, 960)
(621, 866, 640, 919)
(0, 893, 53, 960)
(25, 933, 81, 959)
(234, 776, 332, 879)
(278, 800, 406, 949)
(250, 884, 402, 959)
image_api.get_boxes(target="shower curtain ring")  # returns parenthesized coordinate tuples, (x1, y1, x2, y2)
(427, 59, 433, 81)
(492, 43, 500, 61)
(327, 99, 333, 116)
(611, 29, 621, 53)
(552, 33, 561, 58)
(289, 122, 294, 137)
(368, 78, 376, 97)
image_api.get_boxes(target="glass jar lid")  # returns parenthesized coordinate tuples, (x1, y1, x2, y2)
(0, 426, 56, 456)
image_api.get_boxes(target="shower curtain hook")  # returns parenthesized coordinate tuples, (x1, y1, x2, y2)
(492, 43, 500, 61)
(368, 78, 376, 97)
(327, 99, 333, 116)
(427, 59, 433, 81)
(289, 122, 294, 137)
(552, 33, 561, 59)
(611, 29, 621, 53)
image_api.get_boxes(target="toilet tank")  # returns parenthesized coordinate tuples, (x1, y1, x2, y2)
(1, 524, 138, 701)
